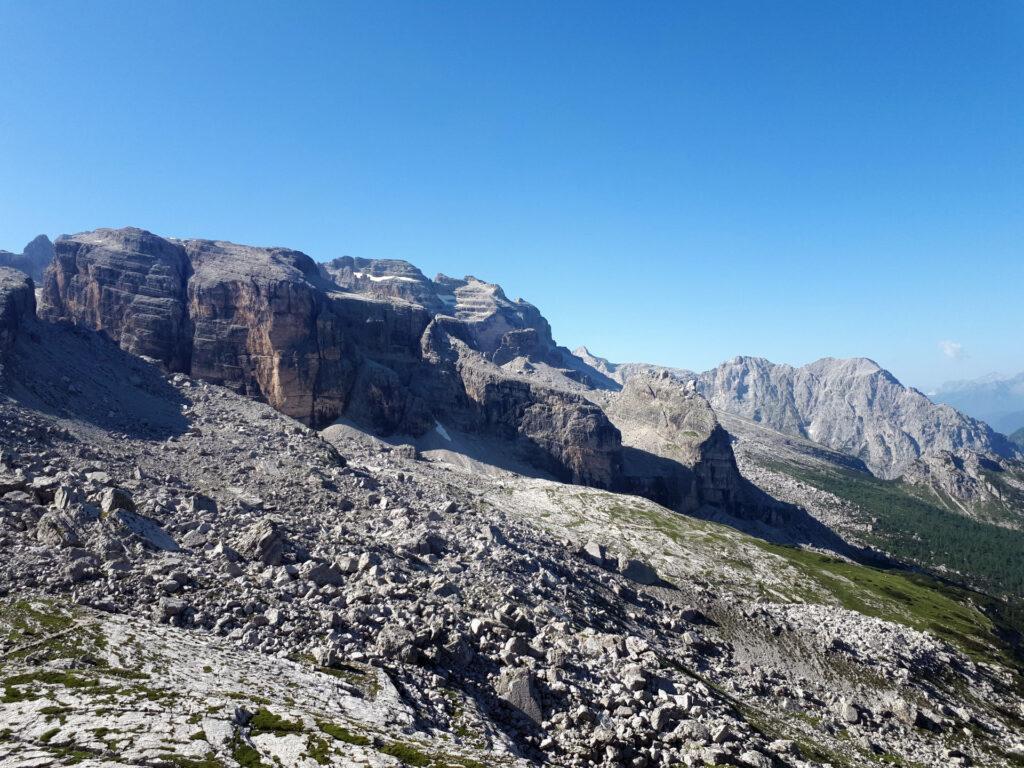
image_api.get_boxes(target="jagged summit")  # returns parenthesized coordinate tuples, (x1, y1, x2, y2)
(695, 354, 1016, 479)
(0, 233, 53, 283)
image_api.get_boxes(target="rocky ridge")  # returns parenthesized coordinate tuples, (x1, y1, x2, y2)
(693, 356, 1017, 481)
(0, 235, 53, 284)
(39, 228, 747, 516)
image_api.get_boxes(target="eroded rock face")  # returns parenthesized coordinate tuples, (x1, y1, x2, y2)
(41, 229, 363, 425)
(0, 267, 36, 356)
(184, 239, 361, 424)
(324, 257, 558, 364)
(460, 357, 622, 487)
(321, 256, 447, 313)
(421, 320, 623, 486)
(602, 369, 745, 513)
(42, 228, 193, 369)
(39, 228, 624, 490)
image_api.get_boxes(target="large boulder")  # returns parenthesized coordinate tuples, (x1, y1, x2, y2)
(496, 667, 543, 723)
(235, 519, 288, 566)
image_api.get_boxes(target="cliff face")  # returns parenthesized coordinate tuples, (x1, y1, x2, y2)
(39, 228, 624, 491)
(42, 229, 193, 369)
(0, 267, 36, 356)
(419, 317, 622, 486)
(601, 369, 746, 513)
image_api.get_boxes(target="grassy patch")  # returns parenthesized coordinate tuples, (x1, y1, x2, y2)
(379, 742, 434, 767)
(248, 708, 303, 736)
(750, 538, 1010, 665)
(317, 721, 369, 746)
(229, 734, 267, 768)
(165, 755, 225, 768)
(5, 670, 98, 689)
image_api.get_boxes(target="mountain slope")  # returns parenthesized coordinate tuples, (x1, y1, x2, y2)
(694, 355, 1018, 479)
(932, 371, 1024, 435)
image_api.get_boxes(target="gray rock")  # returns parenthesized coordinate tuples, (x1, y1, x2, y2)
(497, 667, 543, 723)
(235, 520, 287, 565)
(99, 487, 135, 516)
(619, 557, 660, 585)
(36, 510, 82, 547)
(301, 560, 345, 587)
(106, 508, 178, 552)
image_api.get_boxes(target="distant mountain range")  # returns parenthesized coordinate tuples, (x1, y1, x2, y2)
(575, 348, 1018, 482)
(931, 372, 1024, 436)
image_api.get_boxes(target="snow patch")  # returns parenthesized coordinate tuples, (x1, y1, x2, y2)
(352, 271, 417, 283)
(434, 420, 452, 442)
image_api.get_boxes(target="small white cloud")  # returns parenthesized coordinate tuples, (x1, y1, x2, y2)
(938, 340, 965, 360)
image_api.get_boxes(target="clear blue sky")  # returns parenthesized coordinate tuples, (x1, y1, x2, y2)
(1, 1, 1021, 389)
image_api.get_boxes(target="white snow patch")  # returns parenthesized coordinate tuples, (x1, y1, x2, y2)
(352, 271, 417, 283)
(434, 420, 452, 442)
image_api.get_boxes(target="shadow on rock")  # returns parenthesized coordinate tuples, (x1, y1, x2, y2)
(4, 320, 190, 440)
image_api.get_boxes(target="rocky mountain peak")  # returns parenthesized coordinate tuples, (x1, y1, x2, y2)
(0, 233, 54, 283)
(696, 354, 1017, 479)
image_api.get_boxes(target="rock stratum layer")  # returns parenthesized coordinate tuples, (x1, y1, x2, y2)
(38, 228, 690, 497)
(0, 266, 35, 356)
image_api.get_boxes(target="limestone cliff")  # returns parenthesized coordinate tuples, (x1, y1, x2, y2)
(600, 369, 746, 513)
(0, 235, 53, 284)
(39, 228, 623, 491)
(0, 267, 36, 356)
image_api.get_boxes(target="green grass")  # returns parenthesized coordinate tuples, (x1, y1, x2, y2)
(230, 735, 266, 768)
(4, 670, 98, 689)
(379, 743, 434, 767)
(164, 754, 225, 768)
(317, 721, 369, 746)
(769, 461, 1024, 599)
(248, 708, 303, 736)
(750, 539, 1009, 666)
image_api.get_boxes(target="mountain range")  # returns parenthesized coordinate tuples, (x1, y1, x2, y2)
(2, 227, 1024, 767)
(932, 372, 1024, 436)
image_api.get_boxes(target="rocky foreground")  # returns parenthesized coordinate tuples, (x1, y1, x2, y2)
(2, 264, 1024, 767)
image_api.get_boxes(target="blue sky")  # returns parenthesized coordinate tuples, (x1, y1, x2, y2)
(1, 1, 1021, 389)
